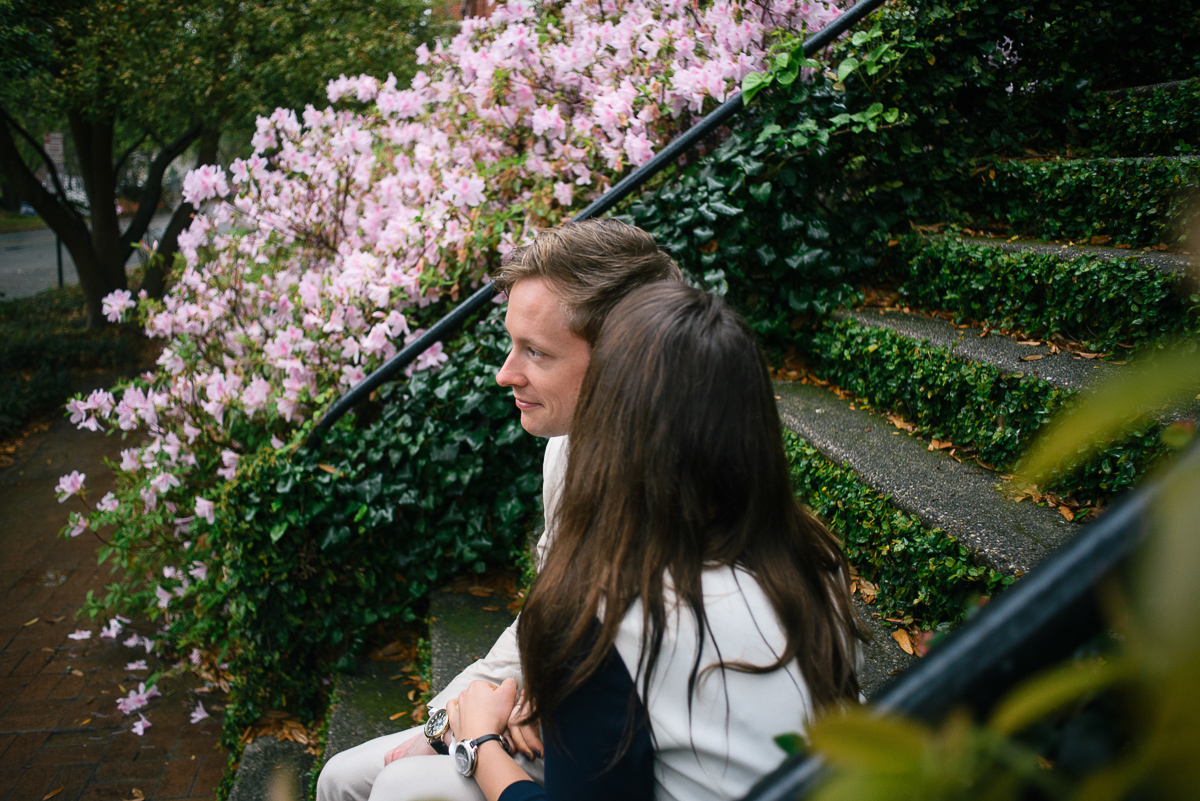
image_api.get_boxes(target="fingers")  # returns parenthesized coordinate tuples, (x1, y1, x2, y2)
(507, 722, 543, 759)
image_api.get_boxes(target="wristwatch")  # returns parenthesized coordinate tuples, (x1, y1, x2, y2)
(453, 733, 513, 777)
(423, 708, 450, 755)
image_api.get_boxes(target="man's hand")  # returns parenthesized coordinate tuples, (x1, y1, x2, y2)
(505, 691, 544, 760)
(383, 732, 436, 766)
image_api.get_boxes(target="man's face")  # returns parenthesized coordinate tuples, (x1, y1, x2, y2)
(496, 277, 591, 438)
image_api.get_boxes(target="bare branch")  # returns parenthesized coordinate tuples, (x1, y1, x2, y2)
(113, 131, 150, 181)
(121, 121, 203, 252)
(0, 106, 86, 228)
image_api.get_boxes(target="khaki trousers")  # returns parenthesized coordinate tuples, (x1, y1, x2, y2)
(315, 725, 546, 801)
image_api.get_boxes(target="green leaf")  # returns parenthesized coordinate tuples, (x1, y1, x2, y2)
(836, 56, 859, 84)
(269, 521, 288, 543)
(749, 182, 772, 204)
(774, 732, 806, 756)
(741, 71, 774, 104)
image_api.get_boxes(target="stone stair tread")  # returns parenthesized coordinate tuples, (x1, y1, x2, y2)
(776, 381, 1074, 575)
(854, 597, 917, 699)
(325, 659, 418, 761)
(962, 235, 1196, 275)
(1099, 78, 1194, 97)
(431, 588, 519, 694)
(834, 307, 1115, 391)
(228, 737, 314, 801)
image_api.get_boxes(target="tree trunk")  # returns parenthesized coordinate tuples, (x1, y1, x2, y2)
(142, 127, 219, 298)
(1, 107, 203, 327)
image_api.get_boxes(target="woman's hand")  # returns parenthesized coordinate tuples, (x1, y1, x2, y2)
(448, 678, 520, 742)
(506, 690, 544, 760)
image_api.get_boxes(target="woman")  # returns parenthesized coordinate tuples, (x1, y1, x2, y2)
(447, 283, 866, 801)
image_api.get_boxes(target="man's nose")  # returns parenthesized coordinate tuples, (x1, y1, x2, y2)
(496, 350, 522, 387)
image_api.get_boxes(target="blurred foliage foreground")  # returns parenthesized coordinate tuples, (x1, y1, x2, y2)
(796, 342, 1200, 801)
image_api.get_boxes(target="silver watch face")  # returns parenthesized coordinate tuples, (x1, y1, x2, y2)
(453, 741, 474, 777)
(424, 708, 449, 741)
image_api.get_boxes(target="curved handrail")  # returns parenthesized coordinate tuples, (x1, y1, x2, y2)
(305, 0, 888, 447)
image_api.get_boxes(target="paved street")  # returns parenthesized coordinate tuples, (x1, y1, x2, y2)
(0, 395, 228, 800)
(0, 216, 170, 300)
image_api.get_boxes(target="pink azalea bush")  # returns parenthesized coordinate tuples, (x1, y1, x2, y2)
(59, 0, 845, 716)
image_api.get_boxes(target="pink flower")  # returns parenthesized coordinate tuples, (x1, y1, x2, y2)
(182, 164, 229, 205)
(125, 660, 149, 671)
(149, 472, 181, 494)
(100, 619, 123, 638)
(67, 629, 92, 640)
(55, 471, 85, 502)
(101, 289, 136, 323)
(443, 173, 487, 208)
(195, 497, 215, 525)
(124, 633, 142, 648)
(131, 713, 151, 736)
(552, 182, 574, 207)
(216, 450, 239, 482)
(67, 512, 88, 538)
(96, 492, 119, 512)
(190, 701, 210, 724)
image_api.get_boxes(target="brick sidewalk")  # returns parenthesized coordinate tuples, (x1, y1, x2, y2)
(1, 418, 227, 801)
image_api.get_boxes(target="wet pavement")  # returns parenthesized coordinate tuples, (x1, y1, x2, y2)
(0, 416, 227, 800)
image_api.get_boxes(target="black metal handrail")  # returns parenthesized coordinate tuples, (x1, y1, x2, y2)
(737, 437, 1200, 801)
(306, 0, 888, 447)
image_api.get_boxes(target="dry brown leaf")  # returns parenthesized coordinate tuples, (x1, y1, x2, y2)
(1089, 235, 1113, 245)
(928, 440, 954, 451)
(1115, 244, 1131, 249)
(467, 586, 493, 597)
(1020, 354, 1043, 362)
(71, 669, 83, 677)
(481, 606, 500, 611)
(389, 711, 406, 721)
(42, 788, 64, 800)
(1057, 505, 1075, 522)
(23, 617, 38, 627)
(317, 464, 338, 474)
(1077, 352, 1103, 360)
(411, 707, 427, 724)
(46, 615, 65, 623)
(892, 629, 915, 655)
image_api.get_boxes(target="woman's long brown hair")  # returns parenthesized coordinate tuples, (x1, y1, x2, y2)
(518, 284, 867, 746)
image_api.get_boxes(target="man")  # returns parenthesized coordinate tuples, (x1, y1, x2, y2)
(317, 218, 683, 801)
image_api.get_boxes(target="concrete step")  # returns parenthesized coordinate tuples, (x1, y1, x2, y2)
(961, 236, 1196, 277)
(775, 380, 1075, 576)
(854, 597, 917, 699)
(831, 308, 1115, 392)
(430, 587, 519, 694)
(325, 659, 419, 761)
(1098, 78, 1194, 98)
(227, 737, 314, 801)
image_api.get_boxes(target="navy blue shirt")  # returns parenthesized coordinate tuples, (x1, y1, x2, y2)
(498, 644, 654, 801)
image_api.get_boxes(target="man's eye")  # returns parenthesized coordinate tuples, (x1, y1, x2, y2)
(527, 347, 543, 359)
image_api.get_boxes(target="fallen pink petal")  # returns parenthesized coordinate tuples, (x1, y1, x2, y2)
(67, 630, 92, 640)
(190, 701, 210, 723)
(131, 713, 151, 736)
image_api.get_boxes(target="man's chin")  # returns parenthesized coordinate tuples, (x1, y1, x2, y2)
(519, 413, 564, 439)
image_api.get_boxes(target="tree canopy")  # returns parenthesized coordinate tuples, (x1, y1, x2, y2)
(0, 0, 451, 326)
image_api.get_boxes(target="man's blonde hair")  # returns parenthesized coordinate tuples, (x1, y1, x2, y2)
(492, 219, 683, 345)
